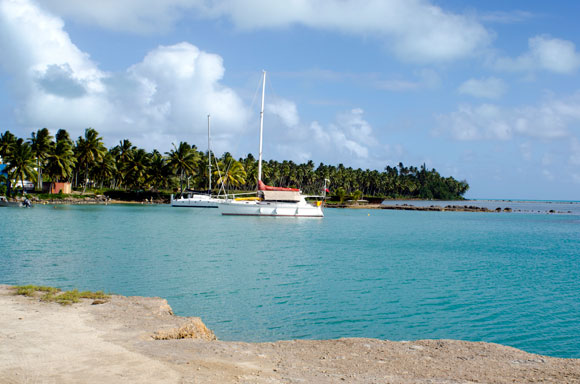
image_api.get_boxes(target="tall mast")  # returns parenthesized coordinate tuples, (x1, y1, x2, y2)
(257, 70, 266, 183)
(208, 114, 212, 193)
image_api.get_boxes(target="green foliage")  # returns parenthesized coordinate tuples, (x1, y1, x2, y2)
(166, 142, 200, 194)
(352, 190, 363, 202)
(2, 128, 469, 200)
(28, 128, 54, 190)
(75, 128, 107, 193)
(16, 285, 60, 296)
(336, 187, 347, 204)
(7, 138, 37, 195)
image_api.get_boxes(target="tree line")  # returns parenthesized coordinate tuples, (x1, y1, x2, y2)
(0, 128, 469, 200)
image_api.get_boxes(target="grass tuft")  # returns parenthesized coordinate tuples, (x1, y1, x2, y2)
(16, 285, 60, 297)
(14, 285, 110, 305)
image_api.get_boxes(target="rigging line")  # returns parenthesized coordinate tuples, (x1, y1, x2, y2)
(225, 72, 264, 162)
(248, 72, 263, 114)
(265, 72, 280, 106)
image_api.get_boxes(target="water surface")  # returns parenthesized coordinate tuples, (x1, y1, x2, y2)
(1, 204, 578, 358)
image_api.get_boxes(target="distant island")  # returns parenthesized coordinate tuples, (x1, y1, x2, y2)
(1, 128, 468, 201)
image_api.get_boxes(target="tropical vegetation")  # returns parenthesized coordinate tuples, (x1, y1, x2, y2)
(0, 128, 469, 200)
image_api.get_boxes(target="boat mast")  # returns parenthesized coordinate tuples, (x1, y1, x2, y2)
(207, 114, 212, 194)
(257, 70, 266, 183)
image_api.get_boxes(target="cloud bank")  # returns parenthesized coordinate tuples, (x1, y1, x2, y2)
(40, 0, 492, 63)
(0, 0, 249, 151)
(495, 35, 580, 75)
(437, 92, 580, 141)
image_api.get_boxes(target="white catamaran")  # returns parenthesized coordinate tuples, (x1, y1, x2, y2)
(171, 115, 222, 208)
(220, 71, 325, 218)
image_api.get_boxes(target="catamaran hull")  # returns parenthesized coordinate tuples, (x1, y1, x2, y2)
(220, 200, 323, 217)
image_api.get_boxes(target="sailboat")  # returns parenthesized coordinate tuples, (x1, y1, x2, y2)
(171, 115, 222, 208)
(220, 71, 325, 217)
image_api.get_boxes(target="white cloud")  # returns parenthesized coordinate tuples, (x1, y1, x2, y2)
(272, 108, 378, 164)
(0, 0, 249, 152)
(335, 108, 377, 147)
(40, 0, 491, 64)
(458, 77, 507, 99)
(311, 120, 368, 158)
(267, 99, 299, 128)
(39, 0, 199, 34)
(376, 69, 441, 91)
(437, 92, 580, 141)
(495, 35, 580, 74)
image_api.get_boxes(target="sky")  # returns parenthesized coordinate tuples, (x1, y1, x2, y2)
(0, 0, 579, 200)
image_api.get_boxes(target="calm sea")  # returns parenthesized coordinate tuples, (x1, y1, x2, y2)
(1, 204, 579, 358)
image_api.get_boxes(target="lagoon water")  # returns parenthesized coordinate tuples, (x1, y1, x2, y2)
(1, 204, 579, 358)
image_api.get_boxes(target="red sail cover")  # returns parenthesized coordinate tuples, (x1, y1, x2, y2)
(258, 180, 300, 192)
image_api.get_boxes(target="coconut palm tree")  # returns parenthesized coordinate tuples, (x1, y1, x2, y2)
(166, 142, 199, 195)
(45, 136, 76, 192)
(0, 131, 16, 195)
(0, 130, 16, 160)
(75, 128, 106, 193)
(8, 139, 36, 195)
(335, 187, 347, 204)
(147, 150, 169, 191)
(351, 189, 363, 204)
(28, 128, 54, 191)
(122, 148, 151, 190)
(214, 159, 246, 189)
(110, 139, 135, 189)
(93, 151, 116, 189)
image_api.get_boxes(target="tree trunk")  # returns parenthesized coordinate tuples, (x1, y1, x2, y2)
(179, 170, 184, 196)
(82, 166, 88, 194)
(37, 159, 41, 190)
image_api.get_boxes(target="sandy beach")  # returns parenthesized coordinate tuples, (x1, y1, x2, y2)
(1, 285, 579, 383)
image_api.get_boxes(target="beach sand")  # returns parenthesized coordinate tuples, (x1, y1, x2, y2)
(1, 285, 579, 383)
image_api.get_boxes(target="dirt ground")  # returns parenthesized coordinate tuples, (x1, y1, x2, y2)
(1, 285, 579, 384)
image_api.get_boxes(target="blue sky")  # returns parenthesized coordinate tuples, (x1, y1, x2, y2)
(1, 0, 579, 200)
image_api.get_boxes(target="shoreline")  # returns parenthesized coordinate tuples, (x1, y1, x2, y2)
(4, 195, 575, 214)
(1, 284, 578, 383)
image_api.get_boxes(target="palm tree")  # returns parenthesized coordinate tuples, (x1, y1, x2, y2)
(147, 150, 169, 191)
(75, 128, 106, 193)
(0, 131, 16, 196)
(122, 148, 151, 190)
(351, 189, 363, 204)
(45, 137, 76, 192)
(335, 187, 347, 204)
(0, 130, 16, 160)
(8, 139, 36, 195)
(93, 151, 116, 189)
(28, 128, 54, 190)
(166, 142, 199, 195)
(215, 160, 246, 189)
(111, 139, 135, 189)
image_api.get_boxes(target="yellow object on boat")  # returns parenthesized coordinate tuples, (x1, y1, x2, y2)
(234, 197, 262, 201)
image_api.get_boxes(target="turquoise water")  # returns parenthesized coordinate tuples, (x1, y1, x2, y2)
(1, 205, 579, 358)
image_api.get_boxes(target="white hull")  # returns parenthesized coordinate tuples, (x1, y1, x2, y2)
(220, 198, 323, 217)
(170, 194, 221, 208)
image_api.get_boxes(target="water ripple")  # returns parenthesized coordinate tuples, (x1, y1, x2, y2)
(0, 205, 579, 358)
